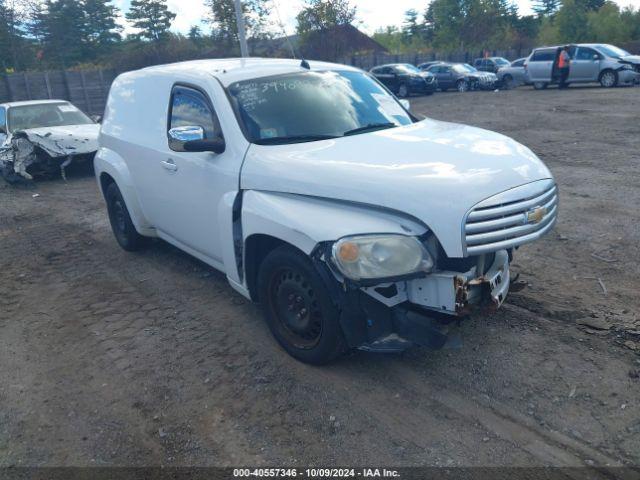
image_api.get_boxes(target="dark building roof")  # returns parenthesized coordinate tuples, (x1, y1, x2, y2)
(250, 24, 388, 62)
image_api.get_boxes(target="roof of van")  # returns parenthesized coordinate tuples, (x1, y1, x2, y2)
(0, 99, 69, 108)
(533, 43, 610, 50)
(137, 57, 362, 86)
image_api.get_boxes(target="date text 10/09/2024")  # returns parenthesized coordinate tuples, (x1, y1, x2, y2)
(233, 468, 401, 478)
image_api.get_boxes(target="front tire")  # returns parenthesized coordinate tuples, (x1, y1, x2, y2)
(258, 246, 347, 365)
(533, 82, 548, 90)
(105, 182, 147, 252)
(599, 69, 617, 88)
(456, 79, 469, 92)
(397, 84, 409, 98)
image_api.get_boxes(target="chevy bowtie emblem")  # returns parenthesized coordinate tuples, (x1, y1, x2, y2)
(526, 206, 547, 224)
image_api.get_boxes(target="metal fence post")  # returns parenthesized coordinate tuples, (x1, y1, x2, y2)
(23, 72, 32, 100)
(44, 72, 52, 99)
(79, 70, 91, 115)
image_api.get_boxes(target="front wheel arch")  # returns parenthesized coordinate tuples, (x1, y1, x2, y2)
(245, 234, 301, 302)
(599, 69, 618, 88)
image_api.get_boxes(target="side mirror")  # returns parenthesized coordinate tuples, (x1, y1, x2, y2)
(399, 99, 410, 110)
(91, 115, 102, 124)
(592, 54, 599, 61)
(169, 125, 225, 154)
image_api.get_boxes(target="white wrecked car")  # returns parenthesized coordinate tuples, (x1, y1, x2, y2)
(0, 100, 100, 182)
(96, 59, 558, 364)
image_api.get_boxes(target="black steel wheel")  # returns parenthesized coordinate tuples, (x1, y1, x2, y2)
(105, 182, 147, 251)
(258, 246, 347, 364)
(269, 266, 323, 349)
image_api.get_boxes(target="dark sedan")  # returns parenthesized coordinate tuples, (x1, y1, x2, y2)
(427, 63, 499, 92)
(370, 64, 438, 97)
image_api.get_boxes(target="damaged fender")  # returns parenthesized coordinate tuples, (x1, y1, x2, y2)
(240, 190, 428, 299)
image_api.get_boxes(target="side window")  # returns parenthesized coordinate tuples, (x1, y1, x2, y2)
(168, 85, 219, 141)
(0, 107, 6, 132)
(532, 50, 554, 62)
(512, 59, 524, 67)
(441, 66, 451, 73)
(371, 67, 380, 74)
(576, 48, 597, 60)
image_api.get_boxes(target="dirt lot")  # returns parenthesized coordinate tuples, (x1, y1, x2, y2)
(1, 86, 639, 470)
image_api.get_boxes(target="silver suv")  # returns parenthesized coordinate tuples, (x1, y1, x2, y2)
(525, 43, 640, 89)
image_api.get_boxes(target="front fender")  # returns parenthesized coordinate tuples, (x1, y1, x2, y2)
(242, 190, 427, 256)
(94, 147, 155, 237)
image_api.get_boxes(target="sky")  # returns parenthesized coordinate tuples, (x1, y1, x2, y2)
(113, 0, 640, 36)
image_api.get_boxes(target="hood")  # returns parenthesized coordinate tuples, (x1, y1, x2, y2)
(241, 119, 553, 257)
(620, 55, 640, 63)
(17, 123, 100, 158)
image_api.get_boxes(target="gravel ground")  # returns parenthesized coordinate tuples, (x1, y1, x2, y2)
(0, 85, 639, 469)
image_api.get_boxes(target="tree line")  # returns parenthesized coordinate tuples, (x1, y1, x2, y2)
(373, 0, 640, 55)
(0, 0, 638, 73)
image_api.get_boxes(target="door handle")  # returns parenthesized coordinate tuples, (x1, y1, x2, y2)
(161, 159, 178, 172)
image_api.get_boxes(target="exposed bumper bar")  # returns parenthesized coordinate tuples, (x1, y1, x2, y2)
(335, 250, 511, 352)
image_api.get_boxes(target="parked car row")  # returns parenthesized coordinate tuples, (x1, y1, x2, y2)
(369, 43, 640, 96)
(370, 62, 499, 97)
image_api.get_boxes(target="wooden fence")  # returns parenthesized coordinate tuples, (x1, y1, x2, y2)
(0, 69, 118, 116)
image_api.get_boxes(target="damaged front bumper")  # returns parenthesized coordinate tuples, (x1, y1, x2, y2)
(333, 250, 511, 352)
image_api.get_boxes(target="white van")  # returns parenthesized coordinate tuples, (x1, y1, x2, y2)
(95, 58, 557, 364)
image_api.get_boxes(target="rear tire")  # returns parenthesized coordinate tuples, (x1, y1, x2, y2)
(599, 69, 617, 88)
(503, 74, 514, 89)
(397, 84, 409, 98)
(456, 79, 469, 92)
(105, 182, 147, 252)
(257, 246, 347, 365)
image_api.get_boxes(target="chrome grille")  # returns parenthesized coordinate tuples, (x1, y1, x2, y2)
(464, 180, 558, 255)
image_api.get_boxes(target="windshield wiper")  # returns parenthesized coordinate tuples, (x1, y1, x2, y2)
(254, 134, 340, 145)
(343, 123, 397, 136)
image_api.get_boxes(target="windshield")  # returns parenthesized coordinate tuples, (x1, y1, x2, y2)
(395, 64, 420, 73)
(8, 102, 93, 133)
(227, 70, 414, 145)
(494, 58, 510, 66)
(453, 64, 476, 73)
(595, 44, 631, 58)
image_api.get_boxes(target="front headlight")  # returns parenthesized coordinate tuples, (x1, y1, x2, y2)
(332, 234, 434, 281)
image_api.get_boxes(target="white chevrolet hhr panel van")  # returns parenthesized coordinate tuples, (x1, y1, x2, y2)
(95, 58, 557, 364)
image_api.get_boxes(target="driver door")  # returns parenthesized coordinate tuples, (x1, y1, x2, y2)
(571, 47, 601, 82)
(145, 84, 240, 264)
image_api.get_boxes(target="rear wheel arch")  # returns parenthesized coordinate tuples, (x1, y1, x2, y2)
(99, 172, 116, 198)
